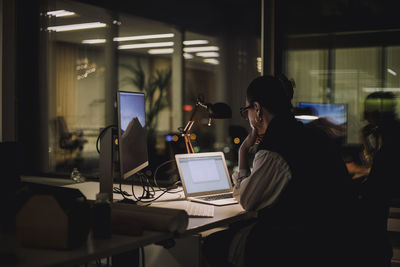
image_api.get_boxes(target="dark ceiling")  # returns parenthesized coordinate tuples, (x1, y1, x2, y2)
(285, 0, 400, 34)
(76, 0, 400, 36)
(76, 0, 262, 36)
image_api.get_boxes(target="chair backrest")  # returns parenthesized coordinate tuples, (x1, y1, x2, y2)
(57, 116, 71, 139)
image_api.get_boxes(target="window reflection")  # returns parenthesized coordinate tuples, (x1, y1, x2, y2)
(183, 32, 221, 155)
(117, 15, 175, 178)
(287, 44, 399, 145)
(40, 0, 260, 178)
(386, 46, 400, 117)
(44, 1, 109, 176)
(335, 47, 382, 144)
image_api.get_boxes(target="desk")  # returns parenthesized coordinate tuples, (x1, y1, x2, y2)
(14, 179, 254, 267)
(63, 181, 254, 235)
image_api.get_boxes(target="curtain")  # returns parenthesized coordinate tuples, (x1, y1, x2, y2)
(56, 42, 77, 127)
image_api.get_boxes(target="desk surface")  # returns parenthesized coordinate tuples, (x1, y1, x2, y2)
(63, 181, 254, 234)
(14, 179, 254, 267)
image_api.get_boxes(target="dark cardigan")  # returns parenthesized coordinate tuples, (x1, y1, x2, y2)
(244, 115, 357, 266)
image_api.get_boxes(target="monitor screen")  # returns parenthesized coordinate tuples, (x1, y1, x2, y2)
(117, 91, 148, 179)
(296, 102, 347, 124)
(295, 102, 347, 142)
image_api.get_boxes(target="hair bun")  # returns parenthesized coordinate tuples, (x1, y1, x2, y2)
(277, 73, 294, 101)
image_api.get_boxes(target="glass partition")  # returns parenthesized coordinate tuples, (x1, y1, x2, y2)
(43, 0, 110, 176)
(286, 44, 400, 145)
(182, 30, 261, 171)
(288, 49, 329, 103)
(386, 46, 400, 116)
(117, 14, 175, 179)
(38, 0, 261, 178)
(334, 47, 383, 144)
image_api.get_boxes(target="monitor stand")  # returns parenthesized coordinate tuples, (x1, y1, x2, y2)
(99, 127, 118, 201)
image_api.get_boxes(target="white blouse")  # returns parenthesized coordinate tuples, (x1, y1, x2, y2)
(232, 150, 292, 211)
(228, 149, 293, 266)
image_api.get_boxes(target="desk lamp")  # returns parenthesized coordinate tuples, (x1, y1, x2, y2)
(180, 97, 232, 153)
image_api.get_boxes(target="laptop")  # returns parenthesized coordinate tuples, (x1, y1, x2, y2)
(175, 152, 238, 206)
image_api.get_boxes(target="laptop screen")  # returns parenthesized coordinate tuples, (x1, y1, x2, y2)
(177, 155, 231, 194)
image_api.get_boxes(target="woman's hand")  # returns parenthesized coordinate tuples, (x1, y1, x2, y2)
(240, 127, 258, 153)
(238, 128, 257, 171)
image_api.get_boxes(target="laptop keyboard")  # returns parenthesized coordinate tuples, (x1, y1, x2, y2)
(198, 193, 234, 201)
(184, 202, 214, 217)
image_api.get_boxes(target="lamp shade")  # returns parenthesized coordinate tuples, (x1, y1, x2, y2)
(208, 102, 232, 119)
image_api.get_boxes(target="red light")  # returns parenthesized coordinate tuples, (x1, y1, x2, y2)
(183, 105, 193, 112)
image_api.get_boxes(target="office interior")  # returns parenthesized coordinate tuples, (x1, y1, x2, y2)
(2, 0, 400, 265)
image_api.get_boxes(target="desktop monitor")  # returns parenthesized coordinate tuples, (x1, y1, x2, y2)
(117, 91, 149, 179)
(295, 102, 348, 143)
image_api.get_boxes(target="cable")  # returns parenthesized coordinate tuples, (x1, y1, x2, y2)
(132, 172, 177, 203)
(137, 181, 182, 203)
(134, 159, 184, 203)
(113, 186, 132, 198)
(138, 172, 154, 198)
(96, 125, 117, 154)
(112, 160, 182, 204)
(137, 189, 169, 203)
(128, 173, 146, 202)
(117, 178, 181, 204)
(153, 159, 177, 191)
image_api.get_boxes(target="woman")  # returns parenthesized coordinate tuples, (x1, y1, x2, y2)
(203, 75, 357, 267)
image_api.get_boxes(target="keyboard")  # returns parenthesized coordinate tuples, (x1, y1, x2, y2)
(198, 193, 233, 201)
(184, 202, 214, 217)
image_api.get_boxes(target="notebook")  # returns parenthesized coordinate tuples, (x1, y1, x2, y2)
(175, 152, 238, 206)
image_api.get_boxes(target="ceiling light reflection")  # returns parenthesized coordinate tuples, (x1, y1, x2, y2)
(183, 40, 209, 45)
(196, 52, 219, 58)
(184, 46, 219, 52)
(203, 58, 219, 65)
(114, 33, 174, 42)
(388, 69, 397, 76)
(47, 10, 76, 17)
(119, 42, 174, 50)
(82, 39, 106, 44)
(148, 48, 174, 54)
(47, 22, 106, 32)
(295, 115, 319, 121)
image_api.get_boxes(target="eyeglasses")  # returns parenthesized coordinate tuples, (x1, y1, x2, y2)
(239, 105, 253, 120)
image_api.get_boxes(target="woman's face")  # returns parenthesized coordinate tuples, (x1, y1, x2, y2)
(246, 99, 257, 129)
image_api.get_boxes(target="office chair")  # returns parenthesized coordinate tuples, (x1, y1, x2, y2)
(56, 116, 88, 160)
